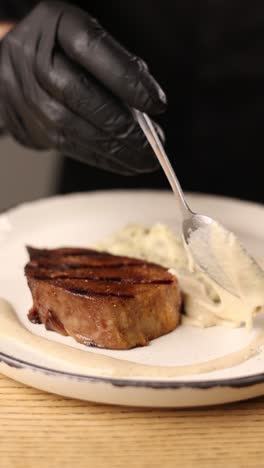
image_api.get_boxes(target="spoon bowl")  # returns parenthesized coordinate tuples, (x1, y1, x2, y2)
(183, 214, 239, 295)
(133, 109, 252, 296)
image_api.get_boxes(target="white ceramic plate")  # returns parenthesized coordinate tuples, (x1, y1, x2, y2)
(1, 190, 264, 407)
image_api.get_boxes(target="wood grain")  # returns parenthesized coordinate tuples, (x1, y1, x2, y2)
(0, 374, 264, 468)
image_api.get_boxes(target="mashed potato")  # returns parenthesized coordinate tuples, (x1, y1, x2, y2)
(97, 223, 264, 329)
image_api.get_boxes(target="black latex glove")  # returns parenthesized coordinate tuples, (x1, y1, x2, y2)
(0, 1, 167, 175)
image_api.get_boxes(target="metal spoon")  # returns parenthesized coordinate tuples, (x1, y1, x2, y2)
(132, 109, 241, 295)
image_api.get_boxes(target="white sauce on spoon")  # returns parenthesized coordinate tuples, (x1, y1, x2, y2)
(186, 222, 264, 328)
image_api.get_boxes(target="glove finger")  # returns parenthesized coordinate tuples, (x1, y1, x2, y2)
(59, 141, 137, 176)
(63, 126, 160, 175)
(54, 3, 166, 114)
(35, 49, 158, 172)
(36, 48, 135, 136)
(24, 74, 154, 174)
(34, 52, 157, 172)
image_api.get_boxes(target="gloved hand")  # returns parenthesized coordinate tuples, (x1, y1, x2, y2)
(0, 1, 166, 175)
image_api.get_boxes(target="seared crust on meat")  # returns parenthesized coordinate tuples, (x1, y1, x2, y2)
(25, 247, 181, 350)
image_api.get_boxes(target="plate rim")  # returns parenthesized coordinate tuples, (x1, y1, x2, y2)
(2, 188, 264, 218)
(1, 189, 264, 391)
(1, 350, 264, 389)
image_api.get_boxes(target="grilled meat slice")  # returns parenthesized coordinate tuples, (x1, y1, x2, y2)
(25, 247, 181, 350)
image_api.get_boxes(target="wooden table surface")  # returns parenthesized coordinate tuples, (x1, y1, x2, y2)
(1, 374, 264, 468)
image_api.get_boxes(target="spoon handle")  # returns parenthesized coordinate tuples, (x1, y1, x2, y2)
(132, 109, 191, 217)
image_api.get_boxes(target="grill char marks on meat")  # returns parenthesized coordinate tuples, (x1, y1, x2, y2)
(25, 247, 182, 350)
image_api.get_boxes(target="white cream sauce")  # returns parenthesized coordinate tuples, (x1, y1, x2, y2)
(1, 298, 264, 378)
